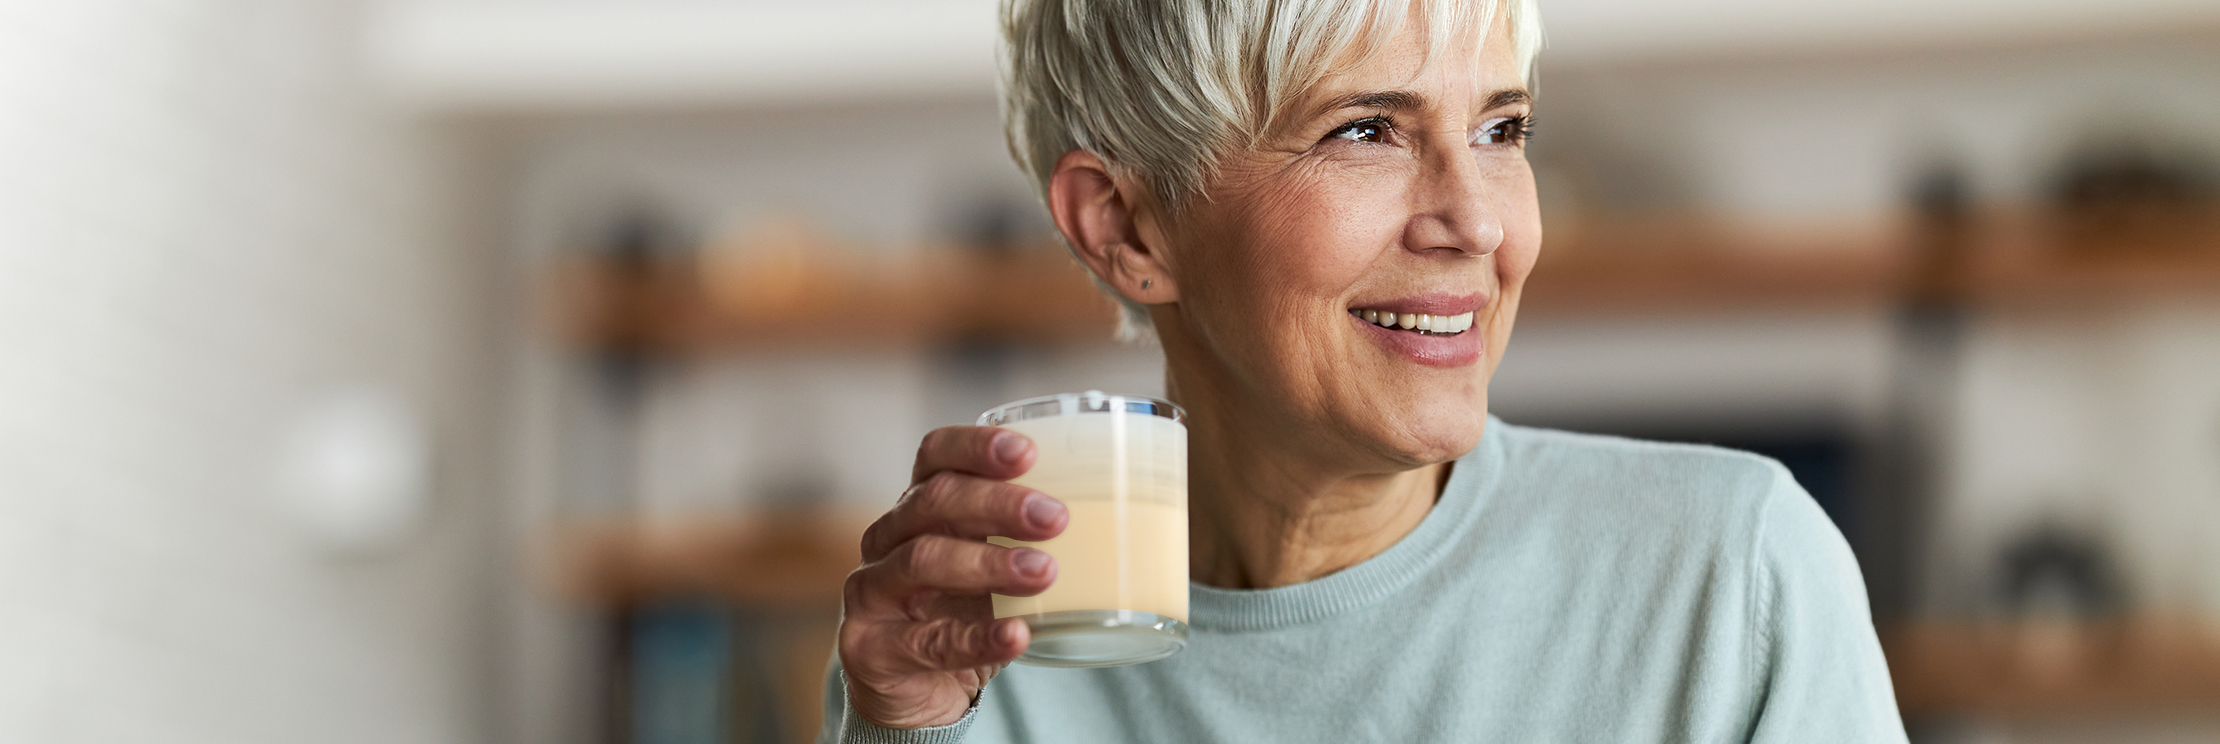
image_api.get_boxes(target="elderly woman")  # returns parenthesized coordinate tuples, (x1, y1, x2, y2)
(821, 0, 1905, 741)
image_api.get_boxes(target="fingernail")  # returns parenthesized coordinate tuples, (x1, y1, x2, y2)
(1012, 548, 1051, 577)
(1024, 494, 1065, 529)
(993, 433, 1027, 465)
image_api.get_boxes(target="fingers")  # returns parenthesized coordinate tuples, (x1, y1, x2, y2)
(912, 425, 1034, 484)
(846, 616, 1030, 677)
(862, 473, 1068, 562)
(837, 425, 1054, 690)
(847, 534, 1058, 606)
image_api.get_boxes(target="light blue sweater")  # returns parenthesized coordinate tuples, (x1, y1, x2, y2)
(823, 418, 1907, 743)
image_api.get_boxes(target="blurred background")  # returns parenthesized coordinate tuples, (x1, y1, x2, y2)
(3, 0, 2218, 742)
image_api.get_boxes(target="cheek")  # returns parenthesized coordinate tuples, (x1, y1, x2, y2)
(1496, 211, 1541, 290)
(1170, 164, 1410, 401)
(1489, 163, 1544, 275)
(1484, 170, 1541, 375)
(1224, 170, 1406, 306)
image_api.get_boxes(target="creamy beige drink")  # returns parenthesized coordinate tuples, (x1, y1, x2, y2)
(981, 392, 1188, 667)
(990, 500, 1187, 620)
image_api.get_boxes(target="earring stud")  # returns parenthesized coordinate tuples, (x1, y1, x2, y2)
(1141, 280, 1152, 289)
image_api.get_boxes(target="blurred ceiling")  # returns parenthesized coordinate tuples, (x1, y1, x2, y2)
(366, 0, 2220, 111)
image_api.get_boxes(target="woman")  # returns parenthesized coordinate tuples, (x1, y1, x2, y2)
(822, 0, 1905, 741)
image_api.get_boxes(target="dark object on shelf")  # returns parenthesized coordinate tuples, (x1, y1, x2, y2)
(1997, 521, 2127, 621)
(2047, 128, 2219, 259)
(958, 198, 1034, 262)
(1911, 158, 1972, 221)
(2051, 139, 2215, 209)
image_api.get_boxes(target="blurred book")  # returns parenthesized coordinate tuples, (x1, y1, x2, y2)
(629, 604, 730, 744)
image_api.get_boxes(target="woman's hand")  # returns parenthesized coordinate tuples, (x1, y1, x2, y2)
(838, 426, 1067, 729)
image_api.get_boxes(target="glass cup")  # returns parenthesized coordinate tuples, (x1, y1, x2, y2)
(982, 391, 1189, 668)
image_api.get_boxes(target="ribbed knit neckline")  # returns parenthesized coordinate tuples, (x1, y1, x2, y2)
(1186, 416, 1508, 632)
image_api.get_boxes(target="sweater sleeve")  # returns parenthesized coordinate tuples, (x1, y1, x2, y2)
(1744, 466, 1909, 743)
(815, 655, 981, 744)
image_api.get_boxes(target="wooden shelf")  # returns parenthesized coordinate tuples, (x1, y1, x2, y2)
(544, 205, 2220, 352)
(544, 250, 1120, 354)
(1521, 213, 1915, 316)
(1884, 617, 2220, 720)
(544, 511, 876, 608)
(1961, 205, 2220, 306)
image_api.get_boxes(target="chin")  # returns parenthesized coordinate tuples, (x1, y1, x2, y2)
(1369, 389, 1489, 469)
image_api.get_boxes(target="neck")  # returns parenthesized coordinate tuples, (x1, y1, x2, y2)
(1168, 368, 1447, 590)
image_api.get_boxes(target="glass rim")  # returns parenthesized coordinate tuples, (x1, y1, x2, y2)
(977, 390, 1184, 426)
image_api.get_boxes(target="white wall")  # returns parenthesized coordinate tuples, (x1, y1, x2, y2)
(0, 1, 500, 742)
(363, 0, 2220, 111)
(1531, 37, 2220, 219)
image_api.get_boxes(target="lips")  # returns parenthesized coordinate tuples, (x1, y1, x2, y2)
(1348, 292, 1486, 368)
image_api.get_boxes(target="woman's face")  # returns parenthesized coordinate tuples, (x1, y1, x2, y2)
(1151, 18, 1539, 472)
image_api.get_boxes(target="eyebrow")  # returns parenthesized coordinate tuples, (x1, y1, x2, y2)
(1320, 89, 1427, 113)
(1479, 88, 1531, 112)
(1315, 87, 1532, 117)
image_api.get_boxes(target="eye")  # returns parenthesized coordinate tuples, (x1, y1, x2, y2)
(1326, 117, 1390, 144)
(1473, 114, 1534, 147)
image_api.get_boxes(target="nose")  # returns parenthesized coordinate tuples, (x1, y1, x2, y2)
(1401, 146, 1502, 256)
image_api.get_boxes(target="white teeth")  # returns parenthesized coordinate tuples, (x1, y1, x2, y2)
(1351, 309, 1478, 335)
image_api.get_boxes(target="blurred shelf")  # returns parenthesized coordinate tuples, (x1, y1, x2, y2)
(1884, 617, 2220, 720)
(1961, 205, 2220, 307)
(545, 249, 1122, 354)
(1520, 214, 1915, 316)
(546, 511, 877, 608)
(1527, 205, 2220, 317)
(545, 205, 2220, 353)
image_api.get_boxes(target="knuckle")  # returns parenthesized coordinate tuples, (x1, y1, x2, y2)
(836, 613, 869, 653)
(918, 427, 958, 461)
(975, 541, 1011, 577)
(858, 517, 892, 556)
(841, 567, 872, 606)
(916, 472, 964, 512)
(840, 624, 895, 678)
(899, 536, 949, 575)
(913, 621, 970, 666)
(895, 481, 926, 508)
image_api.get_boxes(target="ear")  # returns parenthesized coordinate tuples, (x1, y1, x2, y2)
(1045, 150, 1177, 305)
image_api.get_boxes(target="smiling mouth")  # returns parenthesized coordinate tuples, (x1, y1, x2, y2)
(1350, 308, 1474, 336)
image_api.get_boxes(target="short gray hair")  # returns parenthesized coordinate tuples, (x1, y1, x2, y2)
(999, 0, 1544, 338)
